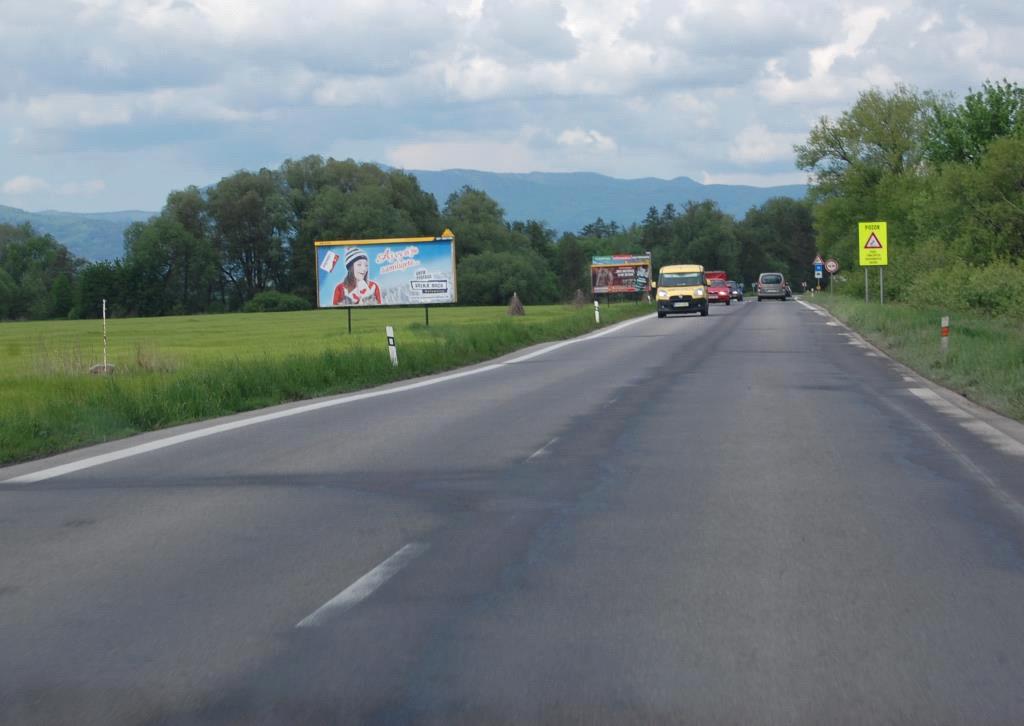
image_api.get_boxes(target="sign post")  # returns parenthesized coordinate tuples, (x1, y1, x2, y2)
(858, 222, 888, 304)
(824, 259, 839, 294)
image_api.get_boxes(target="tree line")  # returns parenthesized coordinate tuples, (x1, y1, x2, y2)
(796, 79, 1024, 316)
(0, 153, 818, 320)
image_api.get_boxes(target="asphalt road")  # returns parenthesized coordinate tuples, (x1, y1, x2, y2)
(3, 298, 1024, 725)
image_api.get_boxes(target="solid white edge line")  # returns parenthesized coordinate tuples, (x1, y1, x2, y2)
(4, 314, 655, 484)
(908, 388, 1024, 457)
(296, 542, 429, 628)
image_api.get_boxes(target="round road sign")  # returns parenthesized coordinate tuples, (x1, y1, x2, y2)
(825, 258, 840, 274)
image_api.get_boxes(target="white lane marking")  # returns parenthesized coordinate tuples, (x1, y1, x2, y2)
(866, 352, 881, 357)
(903, 376, 916, 383)
(909, 388, 1024, 456)
(527, 437, 560, 461)
(506, 313, 652, 364)
(826, 322, 839, 327)
(296, 543, 429, 628)
(4, 314, 654, 484)
(797, 301, 815, 311)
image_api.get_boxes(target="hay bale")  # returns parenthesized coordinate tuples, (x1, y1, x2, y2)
(506, 291, 525, 316)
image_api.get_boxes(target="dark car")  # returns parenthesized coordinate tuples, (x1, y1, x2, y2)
(757, 272, 788, 301)
(726, 280, 743, 301)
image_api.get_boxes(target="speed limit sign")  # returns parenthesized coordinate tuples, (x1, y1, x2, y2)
(825, 259, 840, 274)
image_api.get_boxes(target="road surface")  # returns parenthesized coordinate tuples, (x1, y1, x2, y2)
(3, 299, 1024, 724)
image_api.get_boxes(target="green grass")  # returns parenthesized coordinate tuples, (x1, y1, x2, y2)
(811, 296, 1024, 422)
(0, 303, 653, 465)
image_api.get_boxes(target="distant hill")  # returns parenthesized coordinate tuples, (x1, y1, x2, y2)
(407, 169, 807, 234)
(1, 170, 806, 262)
(0, 205, 156, 261)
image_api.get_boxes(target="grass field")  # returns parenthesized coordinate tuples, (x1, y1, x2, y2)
(0, 303, 654, 465)
(810, 295, 1024, 423)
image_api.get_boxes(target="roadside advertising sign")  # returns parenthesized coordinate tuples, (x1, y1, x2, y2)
(315, 230, 456, 308)
(591, 255, 652, 294)
(858, 222, 888, 266)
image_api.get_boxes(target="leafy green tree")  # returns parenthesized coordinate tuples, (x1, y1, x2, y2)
(207, 169, 290, 306)
(736, 198, 816, 286)
(0, 223, 83, 319)
(76, 261, 125, 318)
(925, 80, 1024, 165)
(554, 233, 589, 299)
(441, 186, 517, 258)
(51, 274, 73, 318)
(457, 250, 559, 305)
(795, 85, 929, 268)
(122, 215, 217, 315)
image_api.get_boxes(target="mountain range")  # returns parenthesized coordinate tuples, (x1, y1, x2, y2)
(1, 170, 807, 261)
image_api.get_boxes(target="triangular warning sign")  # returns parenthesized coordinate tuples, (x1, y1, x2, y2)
(864, 232, 883, 249)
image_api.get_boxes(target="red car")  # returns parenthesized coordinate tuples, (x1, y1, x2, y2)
(706, 278, 732, 305)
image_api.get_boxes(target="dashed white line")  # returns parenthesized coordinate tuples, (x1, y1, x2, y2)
(527, 437, 560, 461)
(296, 542, 429, 628)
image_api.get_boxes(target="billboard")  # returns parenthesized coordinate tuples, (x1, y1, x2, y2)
(315, 231, 457, 308)
(591, 254, 652, 294)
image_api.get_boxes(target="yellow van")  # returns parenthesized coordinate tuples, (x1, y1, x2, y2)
(652, 264, 709, 318)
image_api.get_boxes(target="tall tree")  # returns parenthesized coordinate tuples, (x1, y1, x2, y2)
(207, 169, 290, 306)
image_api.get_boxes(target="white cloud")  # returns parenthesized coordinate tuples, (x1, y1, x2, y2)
(386, 137, 552, 173)
(757, 6, 892, 104)
(58, 179, 106, 196)
(557, 128, 617, 152)
(2, 175, 49, 194)
(2, 0, 1024, 212)
(701, 170, 809, 187)
(729, 124, 804, 164)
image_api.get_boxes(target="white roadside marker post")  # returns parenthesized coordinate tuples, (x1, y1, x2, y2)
(594, 300, 600, 324)
(386, 326, 398, 367)
(940, 316, 950, 356)
(102, 298, 108, 370)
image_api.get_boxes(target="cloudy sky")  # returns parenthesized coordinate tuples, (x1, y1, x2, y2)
(2, 0, 1022, 213)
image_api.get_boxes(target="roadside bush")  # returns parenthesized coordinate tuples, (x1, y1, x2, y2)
(242, 290, 312, 313)
(906, 260, 1024, 319)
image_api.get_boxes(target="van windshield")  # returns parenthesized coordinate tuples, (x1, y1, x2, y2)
(660, 272, 703, 287)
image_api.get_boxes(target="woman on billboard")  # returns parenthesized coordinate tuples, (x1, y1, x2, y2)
(333, 247, 382, 305)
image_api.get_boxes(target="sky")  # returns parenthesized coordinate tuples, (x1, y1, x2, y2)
(1, 0, 1022, 213)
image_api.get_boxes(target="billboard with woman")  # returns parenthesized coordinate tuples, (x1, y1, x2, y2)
(315, 231, 457, 307)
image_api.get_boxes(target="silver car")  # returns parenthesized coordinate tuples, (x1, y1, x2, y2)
(757, 272, 788, 301)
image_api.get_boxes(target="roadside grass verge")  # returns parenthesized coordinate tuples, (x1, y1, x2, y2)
(811, 296, 1024, 422)
(0, 303, 653, 465)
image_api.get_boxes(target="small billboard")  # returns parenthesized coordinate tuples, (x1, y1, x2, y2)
(315, 231, 457, 308)
(591, 254, 652, 294)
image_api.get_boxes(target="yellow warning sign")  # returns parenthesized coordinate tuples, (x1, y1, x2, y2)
(858, 221, 888, 266)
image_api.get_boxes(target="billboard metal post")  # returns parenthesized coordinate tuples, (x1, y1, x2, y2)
(347, 308, 352, 334)
(425, 305, 429, 327)
(880, 269, 884, 304)
(865, 269, 869, 303)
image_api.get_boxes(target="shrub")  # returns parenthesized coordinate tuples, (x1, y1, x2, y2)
(242, 291, 312, 313)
